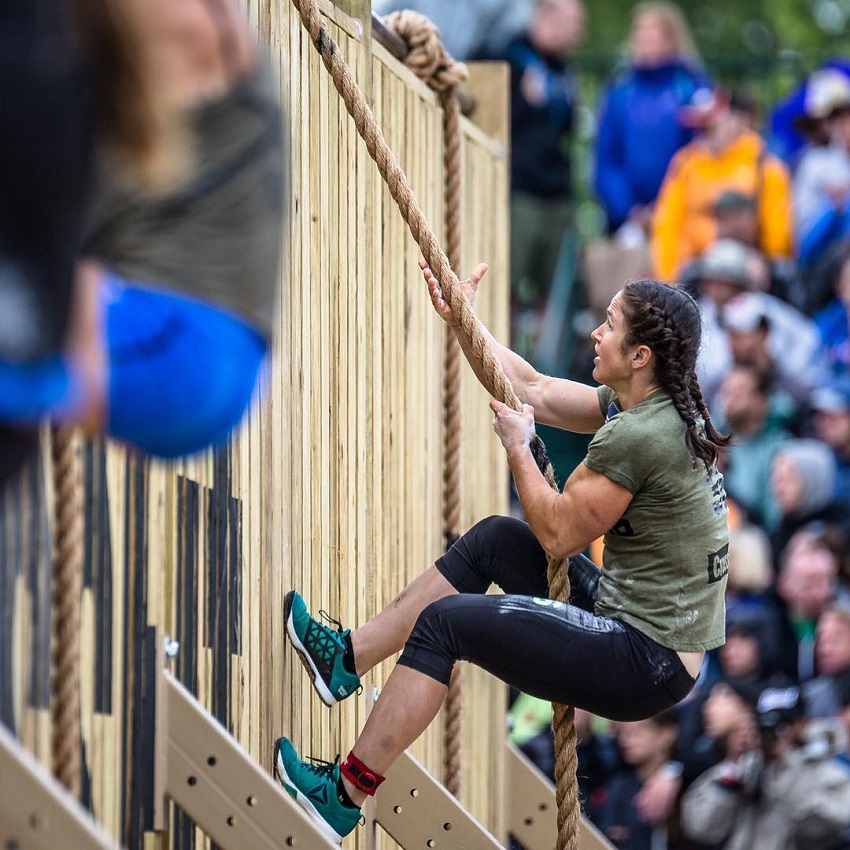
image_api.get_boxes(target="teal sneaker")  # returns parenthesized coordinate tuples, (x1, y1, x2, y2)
(284, 590, 361, 707)
(274, 737, 361, 843)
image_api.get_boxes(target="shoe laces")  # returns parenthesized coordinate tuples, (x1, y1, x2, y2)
(318, 609, 345, 634)
(303, 754, 341, 778)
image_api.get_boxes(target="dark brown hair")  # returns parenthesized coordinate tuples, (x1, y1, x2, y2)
(620, 279, 730, 469)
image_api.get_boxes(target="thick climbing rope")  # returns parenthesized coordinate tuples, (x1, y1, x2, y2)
(439, 86, 465, 801)
(50, 425, 84, 798)
(382, 9, 467, 800)
(289, 2, 580, 846)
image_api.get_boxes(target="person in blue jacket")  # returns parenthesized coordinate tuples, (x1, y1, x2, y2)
(594, 2, 709, 235)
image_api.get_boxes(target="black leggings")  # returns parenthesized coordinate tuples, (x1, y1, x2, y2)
(397, 516, 696, 722)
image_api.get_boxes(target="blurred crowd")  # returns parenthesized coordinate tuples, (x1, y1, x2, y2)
(375, 0, 850, 846)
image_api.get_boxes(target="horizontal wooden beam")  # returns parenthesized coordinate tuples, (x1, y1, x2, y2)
(0, 722, 116, 850)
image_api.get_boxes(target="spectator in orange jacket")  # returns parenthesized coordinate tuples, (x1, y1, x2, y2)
(651, 88, 794, 282)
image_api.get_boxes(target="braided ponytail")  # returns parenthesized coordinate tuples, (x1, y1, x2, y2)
(620, 280, 730, 470)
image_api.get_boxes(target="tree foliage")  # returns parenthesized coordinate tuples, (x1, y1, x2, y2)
(578, 0, 850, 98)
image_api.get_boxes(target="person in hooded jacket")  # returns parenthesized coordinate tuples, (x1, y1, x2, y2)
(770, 439, 850, 560)
(593, 1, 708, 237)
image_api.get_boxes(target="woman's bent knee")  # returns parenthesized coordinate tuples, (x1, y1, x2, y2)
(396, 597, 462, 686)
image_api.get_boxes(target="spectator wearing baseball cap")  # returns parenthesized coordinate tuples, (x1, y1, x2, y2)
(694, 239, 825, 406)
(767, 60, 850, 166)
(812, 375, 850, 506)
(681, 675, 850, 850)
(722, 293, 814, 420)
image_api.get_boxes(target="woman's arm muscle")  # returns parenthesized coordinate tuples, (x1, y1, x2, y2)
(507, 450, 633, 559)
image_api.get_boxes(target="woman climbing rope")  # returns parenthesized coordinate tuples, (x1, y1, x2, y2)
(0, 0, 284, 458)
(274, 262, 730, 843)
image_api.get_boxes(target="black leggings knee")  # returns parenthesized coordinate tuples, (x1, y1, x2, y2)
(433, 515, 600, 611)
(397, 516, 695, 722)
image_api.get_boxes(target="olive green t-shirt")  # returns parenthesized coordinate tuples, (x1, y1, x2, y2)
(585, 386, 728, 651)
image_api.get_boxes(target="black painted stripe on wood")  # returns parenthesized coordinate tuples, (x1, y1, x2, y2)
(177, 476, 199, 694)
(24, 454, 50, 713)
(209, 446, 230, 728)
(129, 625, 158, 842)
(0, 467, 18, 728)
(228, 493, 242, 658)
(90, 441, 114, 715)
(123, 453, 150, 846)
(119, 454, 134, 844)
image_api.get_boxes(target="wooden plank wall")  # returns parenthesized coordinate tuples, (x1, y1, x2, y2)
(0, 2, 510, 848)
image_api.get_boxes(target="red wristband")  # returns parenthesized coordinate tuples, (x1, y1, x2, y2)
(341, 752, 385, 796)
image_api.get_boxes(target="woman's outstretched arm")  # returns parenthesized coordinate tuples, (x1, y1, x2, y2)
(421, 260, 604, 433)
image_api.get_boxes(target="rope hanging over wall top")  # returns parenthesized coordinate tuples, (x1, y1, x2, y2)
(289, 1, 580, 846)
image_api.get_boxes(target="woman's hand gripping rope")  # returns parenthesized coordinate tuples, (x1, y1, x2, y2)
(421, 257, 552, 474)
(421, 259, 488, 326)
(490, 399, 536, 456)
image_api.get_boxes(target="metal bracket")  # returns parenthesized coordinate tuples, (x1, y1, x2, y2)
(505, 741, 614, 850)
(0, 722, 116, 850)
(154, 668, 336, 849)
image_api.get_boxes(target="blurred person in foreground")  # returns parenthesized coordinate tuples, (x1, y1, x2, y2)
(593, 2, 707, 241)
(681, 681, 850, 850)
(1, 0, 284, 459)
(651, 88, 793, 282)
